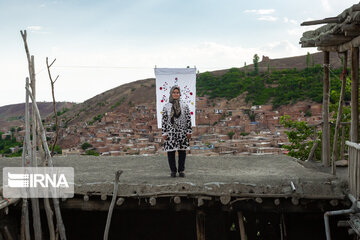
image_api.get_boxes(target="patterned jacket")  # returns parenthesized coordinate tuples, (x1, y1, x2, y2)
(161, 101, 192, 151)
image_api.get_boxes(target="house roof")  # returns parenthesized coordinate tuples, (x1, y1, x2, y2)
(300, 3, 360, 52)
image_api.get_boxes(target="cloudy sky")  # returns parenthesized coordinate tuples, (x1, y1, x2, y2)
(0, 0, 357, 107)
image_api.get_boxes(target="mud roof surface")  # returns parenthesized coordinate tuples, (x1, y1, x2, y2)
(0, 155, 346, 199)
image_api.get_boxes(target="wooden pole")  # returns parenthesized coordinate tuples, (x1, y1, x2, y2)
(41, 148, 56, 240)
(29, 56, 43, 240)
(196, 210, 206, 240)
(21, 78, 31, 240)
(331, 51, 348, 175)
(340, 125, 345, 160)
(103, 170, 122, 240)
(322, 51, 331, 166)
(46, 57, 60, 156)
(237, 212, 246, 240)
(26, 87, 67, 240)
(351, 47, 359, 142)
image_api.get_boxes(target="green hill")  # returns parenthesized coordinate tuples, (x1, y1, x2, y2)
(197, 65, 347, 109)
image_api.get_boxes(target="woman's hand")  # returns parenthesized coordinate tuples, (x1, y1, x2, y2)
(163, 135, 168, 140)
(187, 134, 192, 139)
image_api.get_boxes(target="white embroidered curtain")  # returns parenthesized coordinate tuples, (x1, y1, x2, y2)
(155, 68, 196, 128)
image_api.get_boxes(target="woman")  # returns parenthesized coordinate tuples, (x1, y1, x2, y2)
(162, 86, 192, 177)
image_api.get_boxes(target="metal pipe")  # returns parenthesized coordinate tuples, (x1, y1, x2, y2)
(324, 199, 357, 240)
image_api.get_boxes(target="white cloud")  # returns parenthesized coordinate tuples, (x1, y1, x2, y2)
(283, 17, 298, 25)
(321, 0, 332, 12)
(244, 9, 275, 15)
(27, 26, 42, 31)
(257, 16, 277, 22)
(39, 4, 46, 7)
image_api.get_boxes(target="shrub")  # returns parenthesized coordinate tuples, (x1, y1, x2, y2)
(81, 142, 92, 150)
(85, 150, 99, 156)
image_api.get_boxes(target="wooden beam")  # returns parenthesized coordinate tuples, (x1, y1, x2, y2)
(316, 35, 353, 47)
(322, 51, 331, 167)
(344, 31, 360, 37)
(196, 210, 206, 240)
(237, 212, 246, 240)
(317, 46, 339, 52)
(301, 17, 340, 26)
(341, 23, 360, 32)
(339, 35, 360, 52)
(351, 47, 359, 142)
(331, 51, 348, 175)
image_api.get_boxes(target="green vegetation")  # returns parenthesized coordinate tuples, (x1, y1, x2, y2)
(88, 114, 104, 125)
(85, 149, 100, 156)
(57, 107, 69, 116)
(110, 96, 126, 110)
(81, 142, 92, 150)
(197, 65, 345, 108)
(253, 54, 259, 74)
(280, 115, 320, 160)
(227, 131, 235, 140)
(280, 75, 354, 161)
(0, 132, 22, 157)
(50, 145, 62, 155)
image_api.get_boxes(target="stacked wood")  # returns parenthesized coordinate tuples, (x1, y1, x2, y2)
(300, 3, 360, 50)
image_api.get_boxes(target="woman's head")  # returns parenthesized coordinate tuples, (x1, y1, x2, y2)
(169, 86, 181, 102)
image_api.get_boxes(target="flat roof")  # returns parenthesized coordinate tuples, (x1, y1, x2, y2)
(0, 155, 346, 199)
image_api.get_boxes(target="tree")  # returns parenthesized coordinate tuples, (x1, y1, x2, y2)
(81, 142, 92, 150)
(280, 115, 320, 160)
(227, 131, 235, 140)
(253, 54, 259, 75)
(306, 52, 310, 68)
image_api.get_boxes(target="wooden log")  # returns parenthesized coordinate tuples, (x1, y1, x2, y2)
(274, 199, 280, 206)
(21, 78, 31, 240)
(101, 194, 107, 201)
(329, 199, 339, 206)
(220, 195, 231, 205)
(39, 147, 56, 240)
(196, 210, 206, 240)
(337, 220, 350, 227)
(344, 30, 360, 37)
(149, 197, 156, 206)
(318, 34, 352, 43)
(351, 47, 359, 142)
(237, 212, 246, 240)
(340, 125, 345, 160)
(103, 170, 122, 240)
(255, 197, 263, 204)
(317, 46, 340, 52)
(83, 195, 89, 202)
(322, 51, 331, 167)
(197, 198, 204, 207)
(341, 23, 360, 32)
(331, 51, 348, 175)
(173, 196, 181, 204)
(301, 17, 340, 26)
(25, 87, 67, 240)
(291, 197, 299, 206)
(1, 226, 15, 240)
(307, 134, 319, 161)
(116, 198, 125, 206)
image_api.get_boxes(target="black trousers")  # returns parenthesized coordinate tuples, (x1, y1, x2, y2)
(167, 150, 186, 173)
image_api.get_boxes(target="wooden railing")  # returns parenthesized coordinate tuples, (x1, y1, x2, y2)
(346, 141, 360, 200)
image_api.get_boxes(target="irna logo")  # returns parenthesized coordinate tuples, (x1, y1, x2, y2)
(8, 172, 69, 188)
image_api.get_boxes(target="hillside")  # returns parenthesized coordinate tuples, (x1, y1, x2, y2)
(1, 51, 344, 131)
(0, 102, 75, 131)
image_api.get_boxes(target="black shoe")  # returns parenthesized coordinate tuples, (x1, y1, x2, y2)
(179, 172, 185, 177)
(170, 172, 176, 178)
